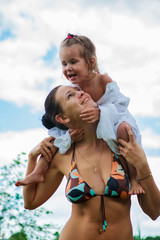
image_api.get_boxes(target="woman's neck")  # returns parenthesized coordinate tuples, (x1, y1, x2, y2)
(77, 122, 99, 148)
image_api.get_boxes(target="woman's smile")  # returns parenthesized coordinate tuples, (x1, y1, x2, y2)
(81, 96, 90, 105)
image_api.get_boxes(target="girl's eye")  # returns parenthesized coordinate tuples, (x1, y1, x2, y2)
(62, 62, 67, 66)
(71, 60, 77, 64)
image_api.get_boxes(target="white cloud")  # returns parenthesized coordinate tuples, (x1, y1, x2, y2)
(0, 128, 48, 166)
(0, 0, 160, 117)
(142, 128, 160, 149)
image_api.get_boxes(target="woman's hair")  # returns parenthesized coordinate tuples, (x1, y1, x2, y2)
(42, 85, 68, 130)
(60, 33, 99, 73)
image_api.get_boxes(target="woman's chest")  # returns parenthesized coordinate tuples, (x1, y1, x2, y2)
(75, 151, 113, 195)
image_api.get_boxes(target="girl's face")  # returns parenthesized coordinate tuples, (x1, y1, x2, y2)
(55, 86, 97, 127)
(60, 45, 92, 85)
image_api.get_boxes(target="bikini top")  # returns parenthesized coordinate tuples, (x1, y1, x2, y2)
(65, 143, 131, 233)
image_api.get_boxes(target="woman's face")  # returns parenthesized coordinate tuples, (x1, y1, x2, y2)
(55, 85, 97, 125)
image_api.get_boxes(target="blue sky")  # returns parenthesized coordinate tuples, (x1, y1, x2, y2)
(0, 0, 160, 237)
(0, 100, 43, 131)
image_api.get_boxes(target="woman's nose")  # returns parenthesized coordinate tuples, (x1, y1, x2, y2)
(77, 90, 84, 97)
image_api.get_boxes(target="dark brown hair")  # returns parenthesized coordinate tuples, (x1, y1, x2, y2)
(42, 85, 68, 130)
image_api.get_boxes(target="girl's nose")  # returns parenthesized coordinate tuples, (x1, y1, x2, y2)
(66, 64, 72, 71)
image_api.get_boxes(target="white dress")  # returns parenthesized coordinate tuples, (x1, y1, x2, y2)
(48, 81, 142, 154)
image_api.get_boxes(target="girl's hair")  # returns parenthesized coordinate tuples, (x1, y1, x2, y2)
(42, 85, 68, 130)
(60, 33, 99, 73)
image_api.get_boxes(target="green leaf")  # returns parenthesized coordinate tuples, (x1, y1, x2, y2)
(0, 152, 59, 239)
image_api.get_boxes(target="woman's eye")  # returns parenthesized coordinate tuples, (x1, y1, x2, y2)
(68, 94, 73, 99)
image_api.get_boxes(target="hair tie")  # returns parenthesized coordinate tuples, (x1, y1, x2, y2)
(67, 34, 74, 39)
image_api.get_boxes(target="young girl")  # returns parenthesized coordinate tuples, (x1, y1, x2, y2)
(16, 33, 144, 195)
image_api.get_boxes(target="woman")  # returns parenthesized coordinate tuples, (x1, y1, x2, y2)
(23, 85, 160, 240)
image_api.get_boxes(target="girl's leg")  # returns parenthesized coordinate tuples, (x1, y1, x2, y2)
(15, 157, 49, 186)
(117, 122, 145, 195)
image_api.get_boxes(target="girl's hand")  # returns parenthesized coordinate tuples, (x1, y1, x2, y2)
(118, 126, 146, 168)
(29, 136, 57, 162)
(80, 107, 100, 123)
(69, 128, 84, 142)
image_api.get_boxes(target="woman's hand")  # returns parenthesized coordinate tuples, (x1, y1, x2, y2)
(69, 128, 84, 142)
(118, 126, 146, 169)
(29, 136, 57, 162)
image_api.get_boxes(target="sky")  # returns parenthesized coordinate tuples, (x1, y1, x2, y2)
(0, 0, 160, 237)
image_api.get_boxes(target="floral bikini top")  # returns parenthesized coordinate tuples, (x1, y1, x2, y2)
(65, 143, 131, 233)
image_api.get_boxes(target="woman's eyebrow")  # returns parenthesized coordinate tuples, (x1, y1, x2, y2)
(74, 87, 81, 91)
(65, 90, 74, 97)
(65, 90, 71, 96)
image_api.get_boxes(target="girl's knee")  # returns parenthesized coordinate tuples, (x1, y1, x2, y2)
(117, 122, 131, 142)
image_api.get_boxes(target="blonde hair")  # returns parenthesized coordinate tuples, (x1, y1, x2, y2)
(60, 33, 99, 73)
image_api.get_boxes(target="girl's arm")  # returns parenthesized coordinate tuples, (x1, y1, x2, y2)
(23, 139, 64, 210)
(118, 126, 160, 220)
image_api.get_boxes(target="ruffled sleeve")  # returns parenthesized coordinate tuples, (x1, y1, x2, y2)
(97, 81, 130, 108)
(48, 127, 72, 154)
(97, 81, 142, 154)
(96, 104, 120, 153)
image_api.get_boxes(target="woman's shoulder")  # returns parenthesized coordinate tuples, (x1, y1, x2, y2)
(53, 145, 74, 176)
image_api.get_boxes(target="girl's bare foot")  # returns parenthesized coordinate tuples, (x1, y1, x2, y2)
(128, 180, 145, 195)
(15, 172, 44, 187)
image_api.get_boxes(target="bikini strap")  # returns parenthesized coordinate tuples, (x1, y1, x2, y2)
(71, 142, 76, 163)
(99, 195, 107, 234)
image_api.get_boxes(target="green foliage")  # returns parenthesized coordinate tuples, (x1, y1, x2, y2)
(0, 153, 60, 240)
(133, 227, 160, 240)
(53, 231, 60, 240)
(134, 236, 160, 240)
(145, 237, 160, 240)
(8, 229, 28, 240)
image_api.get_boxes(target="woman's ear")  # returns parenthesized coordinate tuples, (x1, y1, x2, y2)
(55, 114, 70, 124)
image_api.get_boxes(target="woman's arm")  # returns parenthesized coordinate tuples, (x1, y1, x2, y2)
(118, 126, 160, 220)
(23, 137, 64, 210)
